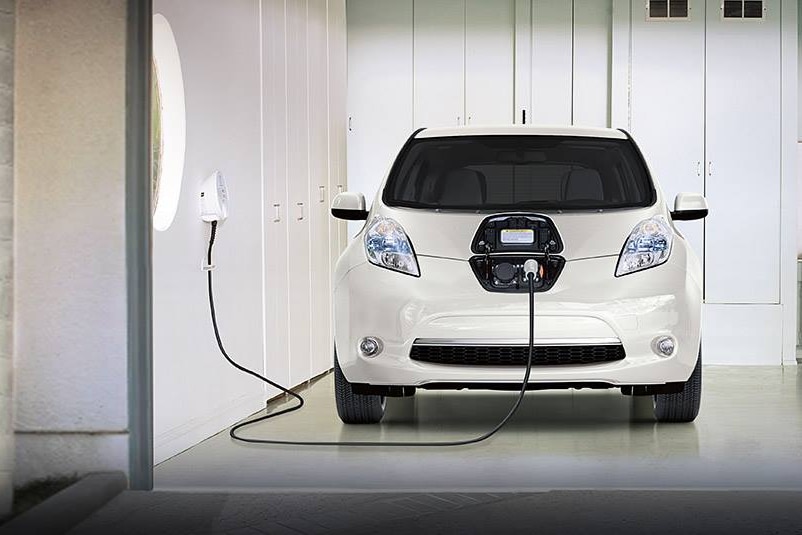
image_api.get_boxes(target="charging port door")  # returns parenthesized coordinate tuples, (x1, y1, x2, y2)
(469, 214, 565, 293)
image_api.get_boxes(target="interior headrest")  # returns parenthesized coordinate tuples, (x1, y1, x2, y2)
(436, 169, 486, 205)
(563, 169, 604, 201)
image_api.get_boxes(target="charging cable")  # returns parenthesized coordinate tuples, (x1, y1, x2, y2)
(207, 221, 539, 446)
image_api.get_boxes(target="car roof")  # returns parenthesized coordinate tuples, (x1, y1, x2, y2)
(414, 125, 628, 140)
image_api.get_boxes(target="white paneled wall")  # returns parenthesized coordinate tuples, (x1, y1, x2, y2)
(414, 0, 465, 128)
(572, 0, 611, 127)
(286, 0, 312, 387)
(465, 0, 515, 125)
(264, 0, 348, 395)
(346, 0, 413, 227)
(530, 0, 573, 124)
(308, 0, 335, 378)
(346, 0, 798, 365)
(153, 0, 346, 463)
(263, 0, 291, 394)
(328, 0, 348, 305)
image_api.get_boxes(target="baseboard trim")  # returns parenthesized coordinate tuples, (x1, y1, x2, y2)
(154, 392, 266, 465)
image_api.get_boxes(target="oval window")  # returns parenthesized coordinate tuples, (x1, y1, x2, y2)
(152, 14, 186, 232)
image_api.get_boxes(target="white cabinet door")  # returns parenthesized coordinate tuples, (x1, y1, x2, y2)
(704, 0, 781, 304)
(347, 0, 413, 234)
(262, 0, 291, 393)
(630, 0, 706, 272)
(328, 0, 347, 359)
(465, 0, 514, 125)
(286, 0, 312, 387)
(514, 0, 532, 124)
(531, 0, 573, 124)
(414, 0, 465, 127)
(572, 0, 611, 127)
(307, 0, 331, 378)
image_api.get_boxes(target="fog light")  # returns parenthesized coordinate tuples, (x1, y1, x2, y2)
(359, 337, 383, 357)
(653, 336, 675, 357)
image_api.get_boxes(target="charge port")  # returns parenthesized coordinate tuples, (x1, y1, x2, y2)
(493, 262, 518, 285)
(470, 255, 564, 293)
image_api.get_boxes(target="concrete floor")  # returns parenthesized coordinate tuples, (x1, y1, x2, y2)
(155, 366, 802, 491)
(69, 491, 802, 534)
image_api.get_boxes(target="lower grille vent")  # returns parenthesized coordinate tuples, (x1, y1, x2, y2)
(410, 344, 625, 366)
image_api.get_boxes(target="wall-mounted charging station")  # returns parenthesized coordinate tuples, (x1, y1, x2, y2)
(200, 171, 229, 223)
(196, 166, 536, 447)
(201, 197, 539, 447)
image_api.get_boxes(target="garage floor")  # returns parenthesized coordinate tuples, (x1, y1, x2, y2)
(155, 366, 802, 491)
(71, 491, 802, 534)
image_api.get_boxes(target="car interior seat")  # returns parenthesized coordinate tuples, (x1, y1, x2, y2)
(562, 168, 605, 202)
(430, 168, 487, 206)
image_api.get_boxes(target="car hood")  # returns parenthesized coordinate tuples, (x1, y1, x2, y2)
(376, 204, 665, 262)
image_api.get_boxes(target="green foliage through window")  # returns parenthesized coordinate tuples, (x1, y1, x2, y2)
(151, 61, 163, 213)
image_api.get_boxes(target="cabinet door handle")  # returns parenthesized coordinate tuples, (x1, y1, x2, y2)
(707, 161, 714, 176)
(337, 184, 344, 194)
(457, 116, 461, 126)
(297, 202, 305, 221)
(348, 116, 353, 132)
(696, 161, 701, 177)
(273, 203, 281, 222)
(319, 185, 326, 203)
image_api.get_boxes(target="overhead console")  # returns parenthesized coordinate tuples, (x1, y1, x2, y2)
(469, 214, 565, 293)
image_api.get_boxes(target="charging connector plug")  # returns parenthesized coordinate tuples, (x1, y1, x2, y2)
(523, 259, 540, 282)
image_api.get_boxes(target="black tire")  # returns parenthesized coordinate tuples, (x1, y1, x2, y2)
(334, 351, 385, 424)
(653, 349, 702, 423)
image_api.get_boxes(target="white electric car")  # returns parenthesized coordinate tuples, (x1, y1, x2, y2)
(331, 126, 707, 425)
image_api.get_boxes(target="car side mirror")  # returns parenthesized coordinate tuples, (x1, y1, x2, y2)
(671, 192, 708, 221)
(331, 192, 369, 221)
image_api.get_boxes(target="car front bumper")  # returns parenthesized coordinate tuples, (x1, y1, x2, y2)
(334, 250, 702, 388)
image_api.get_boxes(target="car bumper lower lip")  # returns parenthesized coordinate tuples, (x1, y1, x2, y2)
(342, 349, 695, 387)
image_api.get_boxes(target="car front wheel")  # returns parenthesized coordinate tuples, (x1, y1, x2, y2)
(334, 349, 385, 424)
(653, 349, 702, 423)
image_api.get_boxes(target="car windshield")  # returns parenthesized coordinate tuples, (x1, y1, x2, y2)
(383, 135, 655, 211)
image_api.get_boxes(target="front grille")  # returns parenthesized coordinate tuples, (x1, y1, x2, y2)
(409, 344, 625, 366)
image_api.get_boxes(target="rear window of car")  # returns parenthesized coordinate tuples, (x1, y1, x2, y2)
(383, 135, 655, 211)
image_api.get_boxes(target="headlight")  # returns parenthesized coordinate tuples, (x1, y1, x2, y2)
(615, 215, 673, 277)
(364, 216, 420, 277)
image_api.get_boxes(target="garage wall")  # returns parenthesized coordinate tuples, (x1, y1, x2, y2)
(152, 0, 347, 464)
(798, 0, 802, 258)
(14, 0, 129, 484)
(152, 0, 265, 464)
(346, 0, 798, 366)
(0, 0, 12, 511)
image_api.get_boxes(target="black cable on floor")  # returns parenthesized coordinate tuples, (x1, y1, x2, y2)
(207, 220, 536, 446)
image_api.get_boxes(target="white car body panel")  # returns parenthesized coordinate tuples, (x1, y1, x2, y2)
(334, 126, 703, 389)
(416, 124, 628, 140)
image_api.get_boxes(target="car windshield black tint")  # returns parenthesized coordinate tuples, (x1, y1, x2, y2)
(383, 135, 655, 211)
